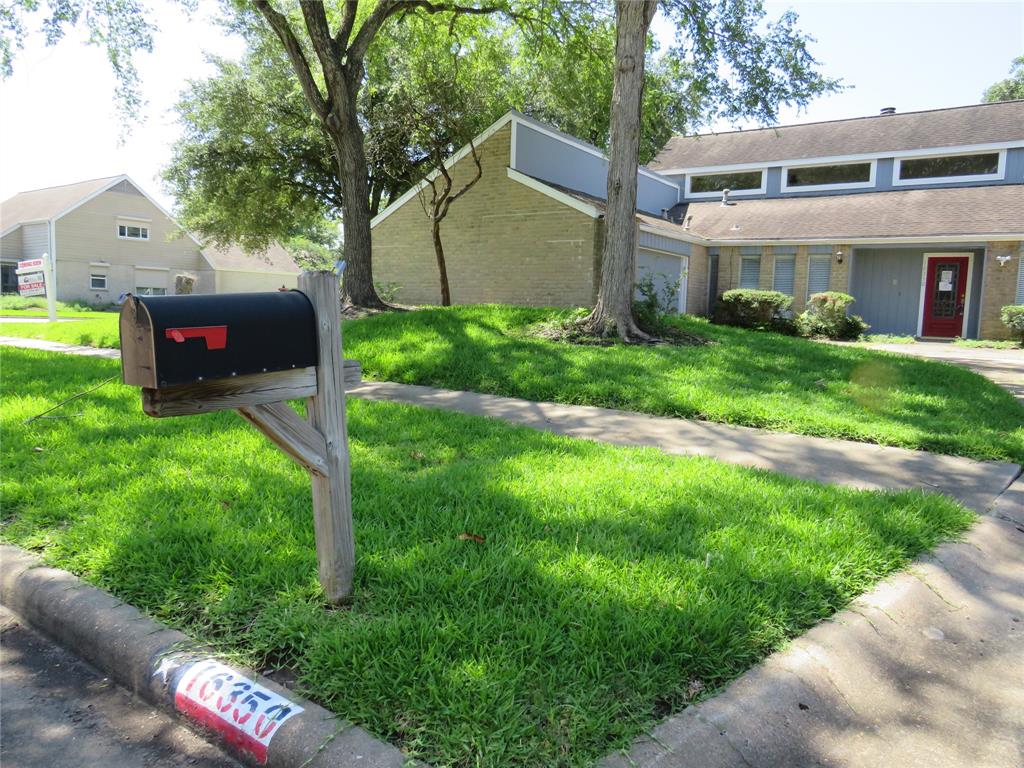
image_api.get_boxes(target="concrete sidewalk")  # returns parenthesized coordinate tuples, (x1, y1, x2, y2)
(350, 380, 1020, 512)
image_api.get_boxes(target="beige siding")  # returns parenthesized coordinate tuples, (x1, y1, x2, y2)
(215, 270, 299, 293)
(21, 223, 50, 260)
(1, 228, 22, 263)
(54, 185, 213, 302)
(372, 124, 600, 308)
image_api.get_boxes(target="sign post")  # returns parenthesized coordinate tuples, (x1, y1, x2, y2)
(17, 253, 57, 321)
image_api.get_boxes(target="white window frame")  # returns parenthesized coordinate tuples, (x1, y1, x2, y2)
(685, 169, 767, 200)
(781, 159, 877, 193)
(117, 223, 150, 241)
(89, 273, 108, 290)
(892, 149, 1006, 187)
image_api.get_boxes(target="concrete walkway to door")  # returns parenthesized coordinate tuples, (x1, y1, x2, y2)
(856, 341, 1023, 402)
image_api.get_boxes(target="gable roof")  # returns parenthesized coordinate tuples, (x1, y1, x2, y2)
(1, 175, 124, 232)
(201, 241, 300, 274)
(649, 101, 1024, 171)
(680, 184, 1024, 242)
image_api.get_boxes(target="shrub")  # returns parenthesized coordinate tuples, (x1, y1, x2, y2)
(375, 281, 402, 303)
(1000, 305, 1024, 344)
(714, 289, 793, 331)
(633, 268, 681, 335)
(797, 292, 869, 340)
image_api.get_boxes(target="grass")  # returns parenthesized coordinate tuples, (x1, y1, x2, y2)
(3, 304, 1020, 461)
(0, 294, 113, 314)
(860, 334, 917, 344)
(0, 313, 122, 347)
(1, 349, 974, 767)
(343, 306, 1024, 463)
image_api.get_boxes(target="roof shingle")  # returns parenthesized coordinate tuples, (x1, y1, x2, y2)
(649, 101, 1024, 171)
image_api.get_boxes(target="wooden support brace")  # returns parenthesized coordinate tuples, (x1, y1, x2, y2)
(237, 402, 328, 477)
(141, 362, 361, 418)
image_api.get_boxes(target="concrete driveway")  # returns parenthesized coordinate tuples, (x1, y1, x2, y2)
(858, 342, 1023, 402)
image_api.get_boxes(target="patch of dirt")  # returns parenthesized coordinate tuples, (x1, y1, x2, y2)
(531, 321, 712, 347)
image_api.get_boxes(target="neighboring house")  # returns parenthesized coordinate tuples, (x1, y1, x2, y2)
(0, 175, 300, 302)
(371, 102, 1024, 339)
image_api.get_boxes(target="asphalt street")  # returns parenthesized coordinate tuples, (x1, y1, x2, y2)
(0, 606, 239, 768)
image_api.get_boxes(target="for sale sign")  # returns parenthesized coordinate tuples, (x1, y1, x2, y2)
(16, 258, 47, 297)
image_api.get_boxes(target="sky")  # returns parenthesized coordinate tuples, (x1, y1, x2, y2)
(0, 1, 1021, 212)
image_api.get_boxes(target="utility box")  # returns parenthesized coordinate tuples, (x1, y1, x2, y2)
(119, 291, 319, 389)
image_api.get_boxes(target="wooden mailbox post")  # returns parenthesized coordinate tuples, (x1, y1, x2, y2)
(120, 271, 358, 604)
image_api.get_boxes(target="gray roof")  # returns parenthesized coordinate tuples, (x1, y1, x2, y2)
(201, 242, 300, 274)
(649, 101, 1024, 171)
(681, 184, 1024, 241)
(1, 176, 124, 232)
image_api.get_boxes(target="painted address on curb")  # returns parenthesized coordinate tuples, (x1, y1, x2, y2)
(171, 660, 304, 764)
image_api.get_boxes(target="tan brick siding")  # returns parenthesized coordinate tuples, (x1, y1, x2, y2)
(686, 244, 708, 315)
(979, 241, 1022, 340)
(372, 125, 600, 308)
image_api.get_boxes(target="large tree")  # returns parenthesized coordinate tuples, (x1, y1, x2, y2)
(982, 55, 1024, 102)
(583, 0, 839, 340)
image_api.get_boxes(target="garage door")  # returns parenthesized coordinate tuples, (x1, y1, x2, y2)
(636, 249, 687, 314)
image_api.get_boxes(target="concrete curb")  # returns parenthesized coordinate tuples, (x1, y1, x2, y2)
(0, 545, 414, 768)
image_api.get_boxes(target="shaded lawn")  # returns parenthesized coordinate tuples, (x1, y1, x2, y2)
(343, 305, 1024, 463)
(1, 349, 973, 767)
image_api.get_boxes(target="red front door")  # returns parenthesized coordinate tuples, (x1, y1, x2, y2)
(921, 256, 969, 338)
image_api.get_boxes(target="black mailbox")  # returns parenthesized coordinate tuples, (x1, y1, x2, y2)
(120, 291, 318, 389)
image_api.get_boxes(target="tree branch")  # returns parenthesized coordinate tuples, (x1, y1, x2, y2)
(335, 0, 360, 50)
(439, 141, 481, 219)
(299, 1, 346, 90)
(253, 1, 329, 119)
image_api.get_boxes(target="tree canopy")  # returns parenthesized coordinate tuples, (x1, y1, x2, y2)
(982, 55, 1024, 102)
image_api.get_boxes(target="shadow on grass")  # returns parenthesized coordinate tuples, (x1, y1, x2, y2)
(1, 348, 975, 767)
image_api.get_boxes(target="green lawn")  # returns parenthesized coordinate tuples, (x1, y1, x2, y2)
(343, 306, 1024, 462)
(0, 313, 121, 347)
(1, 349, 973, 767)
(3, 305, 1021, 462)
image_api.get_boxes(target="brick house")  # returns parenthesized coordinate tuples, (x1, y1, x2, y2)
(372, 102, 1024, 340)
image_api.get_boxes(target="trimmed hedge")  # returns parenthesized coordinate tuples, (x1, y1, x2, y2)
(797, 292, 869, 341)
(1001, 305, 1024, 343)
(715, 289, 793, 331)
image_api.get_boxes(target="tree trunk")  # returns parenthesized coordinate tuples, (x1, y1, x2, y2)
(330, 87, 386, 310)
(431, 215, 452, 306)
(583, 0, 658, 340)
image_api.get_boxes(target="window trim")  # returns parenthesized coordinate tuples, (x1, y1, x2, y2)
(89, 273, 108, 290)
(685, 169, 767, 200)
(1016, 250, 1024, 305)
(781, 159, 877, 193)
(892, 149, 1006, 187)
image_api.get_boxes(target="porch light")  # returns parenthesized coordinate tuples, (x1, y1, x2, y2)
(996, 254, 1011, 267)
(835, 250, 844, 264)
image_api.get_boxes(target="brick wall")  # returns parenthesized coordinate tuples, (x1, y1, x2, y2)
(372, 125, 601, 308)
(686, 243, 708, 315)
(979, 241, 1022, 340)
